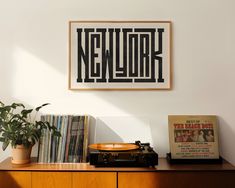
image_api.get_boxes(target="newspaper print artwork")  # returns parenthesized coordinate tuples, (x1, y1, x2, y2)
(168, 115, 219, 159)
(69, 21, 171, 90)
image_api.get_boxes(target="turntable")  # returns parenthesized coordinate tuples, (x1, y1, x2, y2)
(89, 141, 158, 167)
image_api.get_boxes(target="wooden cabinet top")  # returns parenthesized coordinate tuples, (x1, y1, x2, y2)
(0, 158, 234, 172)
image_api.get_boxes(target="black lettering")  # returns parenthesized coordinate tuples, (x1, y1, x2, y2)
(129, 34, 138, 77)
(75, 27, 166, 84)
(91, 34, 100, 77)
(140, 34, 150, 77)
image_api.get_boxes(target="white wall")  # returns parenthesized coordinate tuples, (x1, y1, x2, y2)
(0, 0, 235, 164)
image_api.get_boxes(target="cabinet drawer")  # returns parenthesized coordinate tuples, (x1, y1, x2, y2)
(0, 171, 31, 188)
(32, 172, 71, 188)
(72, 172, 116, 188)
(118, 172, 235, 188)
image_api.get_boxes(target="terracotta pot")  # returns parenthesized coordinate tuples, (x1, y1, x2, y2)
(11, 145, 32, 164)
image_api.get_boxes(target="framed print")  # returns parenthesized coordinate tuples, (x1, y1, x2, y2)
(69, 21, 172, 90)
(168, 115, 220, 159)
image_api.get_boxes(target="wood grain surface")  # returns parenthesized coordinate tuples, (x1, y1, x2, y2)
(0, 171, 31, 188)
(0, 157, 234, 172)
(0, 158, 235, 188)
(32, 172, 71, 188)
(118, 172, 235, 188)
(72, 172, 116, 188)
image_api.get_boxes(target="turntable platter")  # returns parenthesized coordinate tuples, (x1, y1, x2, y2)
(89, 143, 139, 151)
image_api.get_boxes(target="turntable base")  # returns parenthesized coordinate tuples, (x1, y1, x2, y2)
(89, 141, 158, 167)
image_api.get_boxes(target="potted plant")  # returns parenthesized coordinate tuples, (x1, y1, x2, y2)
(0, 101, 60, 164)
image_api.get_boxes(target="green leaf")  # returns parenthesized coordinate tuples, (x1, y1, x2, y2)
(35, 103, 50, 111)
(34, 131, 41, 139)
(30, 137, 36, 145)
(2, 141, 9, 151)
(11, 140, 16, 147)
(0, 101, 4, 106)
(44, 121, 51, 129)
(35, 121, 46, 129)
(11, 103, 25, 109)
(21, 109, 33, 118)
(1, 106, 11, 113)
(53, 131, 61, 137)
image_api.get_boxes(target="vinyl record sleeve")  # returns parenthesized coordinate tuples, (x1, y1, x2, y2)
(168, 115, 219, 159)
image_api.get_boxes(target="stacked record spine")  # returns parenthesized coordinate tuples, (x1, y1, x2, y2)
(37, 115, 89, 163)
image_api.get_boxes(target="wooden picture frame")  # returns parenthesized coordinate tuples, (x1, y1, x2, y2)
(69, 21, 172, 90)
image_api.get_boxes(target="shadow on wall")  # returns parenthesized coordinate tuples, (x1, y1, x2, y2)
(94, 116, 154, 144)
(94, 118, 125, 143)
(218, 116, 235, 162)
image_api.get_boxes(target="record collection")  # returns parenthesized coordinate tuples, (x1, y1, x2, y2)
(37, 115, 89, 163)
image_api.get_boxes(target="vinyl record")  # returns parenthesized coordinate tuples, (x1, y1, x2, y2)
(89, 143, 139, 151)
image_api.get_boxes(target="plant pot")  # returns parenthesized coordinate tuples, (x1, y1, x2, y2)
(11, 145, 32, 164)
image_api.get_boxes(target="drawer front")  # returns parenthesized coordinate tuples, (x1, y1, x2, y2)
(118, 172, 235, 188)
(72, 172, 116, 188)
(0, 171, 31, 188)
(32, 172, 71, 188)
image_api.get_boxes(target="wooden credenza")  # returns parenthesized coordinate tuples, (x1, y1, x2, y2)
(0, 158, 235, 188)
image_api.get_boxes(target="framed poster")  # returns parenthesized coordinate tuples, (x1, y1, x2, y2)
(69, 21, 172, 90)
(168, 115, 219, 159)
